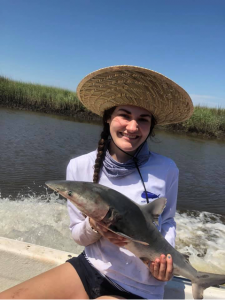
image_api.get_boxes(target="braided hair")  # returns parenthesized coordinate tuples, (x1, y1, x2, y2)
(93, 106, 157, 183)
(93, 107, 116, 183)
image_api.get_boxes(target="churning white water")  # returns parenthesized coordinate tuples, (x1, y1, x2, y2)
(0, 193, 83, 254)
(0, 192, 224, 274)
(175, 212, 225, 274)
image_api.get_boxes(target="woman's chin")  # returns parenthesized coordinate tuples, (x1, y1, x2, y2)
(119, 141, 140, 153)
(112, 136, 143, 153)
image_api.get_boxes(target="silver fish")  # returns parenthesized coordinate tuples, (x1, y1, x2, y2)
(46, 180, 225, 299)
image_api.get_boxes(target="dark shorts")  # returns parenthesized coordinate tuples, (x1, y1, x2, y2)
(67, 252, 144, 299)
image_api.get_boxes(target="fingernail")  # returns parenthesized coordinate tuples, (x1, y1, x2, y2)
(167, 254, 171, 259)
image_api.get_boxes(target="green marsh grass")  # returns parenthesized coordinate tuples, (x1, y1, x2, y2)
(0, 76, 224, 138)
(0, 76, 94, 118)
(168, 106, 225, 138)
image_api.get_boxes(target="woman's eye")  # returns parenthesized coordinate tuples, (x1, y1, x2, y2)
(119, 114, 129, 119)
(139, 118, 149, 122)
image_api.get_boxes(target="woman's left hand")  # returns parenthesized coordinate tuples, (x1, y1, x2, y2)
(149, 254, 173, 281)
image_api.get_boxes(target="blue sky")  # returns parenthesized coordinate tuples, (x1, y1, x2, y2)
(1, 0, 225, 108)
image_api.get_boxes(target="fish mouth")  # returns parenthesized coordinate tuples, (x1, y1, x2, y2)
(46, 181, 110, 223)
(45, 181, 60, 192)
(45, 181, 56, 190)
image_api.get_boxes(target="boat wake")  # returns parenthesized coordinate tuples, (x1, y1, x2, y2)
(0, 192, 224, 273)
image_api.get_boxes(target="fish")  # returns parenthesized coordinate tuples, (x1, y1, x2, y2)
(45, 180, 225, 299)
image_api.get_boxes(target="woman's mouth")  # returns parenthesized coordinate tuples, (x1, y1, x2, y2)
(120, 133, 139, 140)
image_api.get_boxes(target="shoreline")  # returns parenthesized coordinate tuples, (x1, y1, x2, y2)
(0, 103, 102, 122)
(1, 103, 225, 141)
(157, 125, 225, 141)
(1, 75, 224, 141)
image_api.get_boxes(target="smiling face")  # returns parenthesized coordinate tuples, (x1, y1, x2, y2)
(107, 105, 152, 162)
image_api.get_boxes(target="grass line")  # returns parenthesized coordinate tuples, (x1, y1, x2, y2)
(0, 76, 100, 121)
(165, 106, 225, 138)
(1, 76, 225, 139)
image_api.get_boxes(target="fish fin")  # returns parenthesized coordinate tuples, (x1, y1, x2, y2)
(108, 227, 149, 245)
(192, 283, 204, 299)
(140, 197, 167, 224)
(117, 232, 149, 245)
(192, 272, 225, 299)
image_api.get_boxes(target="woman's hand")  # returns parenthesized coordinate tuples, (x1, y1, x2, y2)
(149, 254, 173, 281)
(89, 218, 128, 247)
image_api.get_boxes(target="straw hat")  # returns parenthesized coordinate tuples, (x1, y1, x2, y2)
(76, 65, 194, 125)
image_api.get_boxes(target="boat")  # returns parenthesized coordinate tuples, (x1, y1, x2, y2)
(1, 237, 225, 299)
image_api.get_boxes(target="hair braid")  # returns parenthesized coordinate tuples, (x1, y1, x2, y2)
(93, 107, 116, 183)
(93, 123, 110, 183)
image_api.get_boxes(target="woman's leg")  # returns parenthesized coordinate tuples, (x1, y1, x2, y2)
(0, 262, 89, 299)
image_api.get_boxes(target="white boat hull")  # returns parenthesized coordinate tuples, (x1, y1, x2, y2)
(0, 237, 225, 299)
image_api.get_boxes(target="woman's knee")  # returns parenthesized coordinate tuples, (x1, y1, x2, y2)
(0, 262, 88, 299)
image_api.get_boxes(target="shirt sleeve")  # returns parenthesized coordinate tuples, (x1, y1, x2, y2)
(161, 167, 179, 248)
(66, 160, 101, 246)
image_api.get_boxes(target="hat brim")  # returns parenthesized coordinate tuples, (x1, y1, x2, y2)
(76, 65, 194, 125)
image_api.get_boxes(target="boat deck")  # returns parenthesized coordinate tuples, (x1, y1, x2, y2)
(1, 237, 225, 299)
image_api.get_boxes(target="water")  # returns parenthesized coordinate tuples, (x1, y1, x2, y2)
(0, 108, 225, 273)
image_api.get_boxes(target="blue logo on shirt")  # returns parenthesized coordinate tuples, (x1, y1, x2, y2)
(141, 191, 160, 202)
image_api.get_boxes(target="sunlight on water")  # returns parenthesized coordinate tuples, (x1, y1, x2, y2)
(0, 193, 225, 274)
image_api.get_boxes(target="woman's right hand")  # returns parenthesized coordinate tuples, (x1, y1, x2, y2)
(89, 218, 128, 247)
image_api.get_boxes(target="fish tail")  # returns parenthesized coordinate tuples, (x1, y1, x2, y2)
(192, 271, 225, 299)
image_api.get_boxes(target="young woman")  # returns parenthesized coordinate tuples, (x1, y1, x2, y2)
(0, 66, 193, 299)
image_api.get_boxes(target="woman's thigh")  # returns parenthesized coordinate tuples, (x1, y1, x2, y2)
(0, 262, 88, 299)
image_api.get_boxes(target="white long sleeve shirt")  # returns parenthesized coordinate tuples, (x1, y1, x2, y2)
(67, 150, 179, 298)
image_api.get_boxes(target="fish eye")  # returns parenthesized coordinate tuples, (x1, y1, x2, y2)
(68, 191, 73, 196)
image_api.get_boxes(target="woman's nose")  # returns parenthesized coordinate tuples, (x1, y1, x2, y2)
(126, 119, 138, 132)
